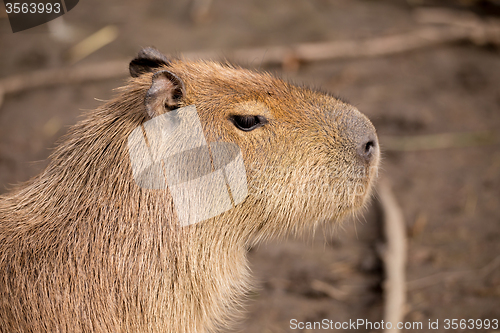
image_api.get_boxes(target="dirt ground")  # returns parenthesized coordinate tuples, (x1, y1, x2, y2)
(1, 0, 499, 332)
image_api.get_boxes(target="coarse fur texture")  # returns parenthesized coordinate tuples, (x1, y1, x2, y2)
(0, 50, 379, 333)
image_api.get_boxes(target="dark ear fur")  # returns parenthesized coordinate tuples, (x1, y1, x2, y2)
(145, 70, 185, 118)
(129, 47, 170, 78)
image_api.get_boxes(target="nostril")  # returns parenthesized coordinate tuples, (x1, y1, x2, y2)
(357, 137, 378, 164)
(364, 140, 375, 154)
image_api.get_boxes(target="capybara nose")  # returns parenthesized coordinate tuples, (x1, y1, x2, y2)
(356, 132, 378, 164)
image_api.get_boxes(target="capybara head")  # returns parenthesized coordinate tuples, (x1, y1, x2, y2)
(129, 47, 379, 240)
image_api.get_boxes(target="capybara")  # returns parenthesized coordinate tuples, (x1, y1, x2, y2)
(0, 47, 379, 333)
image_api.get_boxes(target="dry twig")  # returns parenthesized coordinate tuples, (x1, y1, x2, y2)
(414, 7, 500, 45)
(407, 254, 500, 290)
(310, 279, 348, 301)
(67, 25, 119, 64)
(378, 180, 407, 333)
(0, 60, 128, 97)
(380, 131, 500, 152)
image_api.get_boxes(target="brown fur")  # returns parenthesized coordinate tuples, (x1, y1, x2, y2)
(0, 59, 379, 332)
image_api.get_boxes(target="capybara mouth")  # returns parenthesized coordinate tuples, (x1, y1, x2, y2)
(350, 163, 380, 210)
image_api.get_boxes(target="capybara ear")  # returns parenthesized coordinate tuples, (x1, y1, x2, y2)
(144, 70, 185, 118)
(129, 47, 170, 78)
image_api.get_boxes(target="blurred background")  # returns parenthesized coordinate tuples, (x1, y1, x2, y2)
(1, 0, 499, 332)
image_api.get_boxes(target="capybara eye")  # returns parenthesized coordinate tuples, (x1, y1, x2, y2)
(230, 115, 267, 131)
